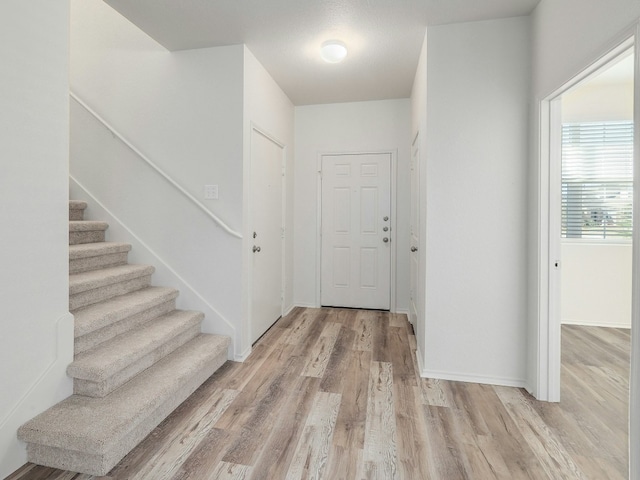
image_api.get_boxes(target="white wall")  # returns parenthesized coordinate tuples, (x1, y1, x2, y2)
(561, 76, 633, 328)
(563, 82, 634, 123)
(0, 2, 73, 477)
(71, 0, 245, 231)
(242, 47, 295, 354)
(422, 17, 530, 386)
(294, 99, 411, 311)
(561, 242, 632, 327)
(532, 0, 640, 100)
(70, 0, 246, 357)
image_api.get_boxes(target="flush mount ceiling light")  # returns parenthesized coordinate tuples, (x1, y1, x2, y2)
(320, 40, 348, 63)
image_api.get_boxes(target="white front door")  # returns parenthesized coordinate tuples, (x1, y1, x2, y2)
(409, 137, 420, 328)
(251, 128, 283, 343)
(321, 153, 391, 310)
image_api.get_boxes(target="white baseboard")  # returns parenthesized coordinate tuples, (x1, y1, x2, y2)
(293, 302, 320, 309)
(562, 319, 631, 329)
(419, 368, 528, 389)
(415, 349, 425, 376)
(0, 312, 74, 479)
(283, 304, 296, 317)
(234, 346, 252, 363)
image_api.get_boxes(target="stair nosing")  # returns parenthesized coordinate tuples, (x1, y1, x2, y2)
(69, 242, 132, 260)
(69, 221, 109, 232)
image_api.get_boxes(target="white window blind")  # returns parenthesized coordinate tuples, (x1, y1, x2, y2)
(561, 121, 634, 240)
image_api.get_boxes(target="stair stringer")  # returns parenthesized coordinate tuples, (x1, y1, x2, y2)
(70, 178, 241, 360)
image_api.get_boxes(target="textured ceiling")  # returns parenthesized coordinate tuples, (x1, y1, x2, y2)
(104, 0, 541, 105)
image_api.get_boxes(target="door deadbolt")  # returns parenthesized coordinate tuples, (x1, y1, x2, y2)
(253, 245, 261, 253)
(383, 226, 389, 232)
(383, 237, 389, 243)
(411, 246, 418, 252)
(383, 216, 389, 221)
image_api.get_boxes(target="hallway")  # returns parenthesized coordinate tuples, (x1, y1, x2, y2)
(9, 308, 629, 479)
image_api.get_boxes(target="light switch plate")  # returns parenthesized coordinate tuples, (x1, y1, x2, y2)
(204, 184, 218, 200)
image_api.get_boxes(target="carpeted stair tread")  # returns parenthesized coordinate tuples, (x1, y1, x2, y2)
(68, 309, 204, 383)
(18, 333, 230, 475)
(69, 221, 108, 232)
(69, 264, 155, 295)
(73, 286, 179, 338)
(69, 242, 132, 260)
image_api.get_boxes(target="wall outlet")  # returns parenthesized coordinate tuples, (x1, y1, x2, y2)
(204, 184, 218, 200)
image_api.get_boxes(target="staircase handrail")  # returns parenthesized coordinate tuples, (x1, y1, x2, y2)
(70, 91, 242, 239)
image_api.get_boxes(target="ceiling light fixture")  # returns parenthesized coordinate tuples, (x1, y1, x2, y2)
(320, 40, 348, 63)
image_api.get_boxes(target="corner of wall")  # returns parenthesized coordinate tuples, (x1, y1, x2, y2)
(0, 312, 74, 478)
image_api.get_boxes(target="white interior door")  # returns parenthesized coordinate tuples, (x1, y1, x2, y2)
(321, 153, 391, 310)
(409, 137, 420, 327)
(251, 128, 283, 342)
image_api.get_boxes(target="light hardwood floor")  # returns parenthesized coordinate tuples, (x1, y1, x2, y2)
(7, 309, 630, 479)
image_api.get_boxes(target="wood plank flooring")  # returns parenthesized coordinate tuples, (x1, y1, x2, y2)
(7, 310, 630, 479)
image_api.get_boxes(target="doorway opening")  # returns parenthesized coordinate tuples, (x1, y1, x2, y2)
(537, 33, 640, 475)
(541, 37, 635, 398)
(559, 47, 634, 470)
(537, 33, 636, 398)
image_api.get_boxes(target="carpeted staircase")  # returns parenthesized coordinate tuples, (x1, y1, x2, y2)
(17, 200, 230, 476)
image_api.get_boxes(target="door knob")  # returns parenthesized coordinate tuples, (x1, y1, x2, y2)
(411, 246, 418, 252)
(383, 237, 389, 243)
(253, 246, 261, 253)
(383, 226, 389, 232)
(383, 216, 389, 221)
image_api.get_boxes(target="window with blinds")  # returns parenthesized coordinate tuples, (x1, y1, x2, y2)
(561, 121, 634, 240)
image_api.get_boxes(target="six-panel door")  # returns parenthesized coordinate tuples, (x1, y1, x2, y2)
(321, 153, 391, 310)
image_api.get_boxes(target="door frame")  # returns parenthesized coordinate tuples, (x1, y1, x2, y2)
(316, 150, 398, 312)
(409, 132, 420, 328)
(248, 123, 286, 343)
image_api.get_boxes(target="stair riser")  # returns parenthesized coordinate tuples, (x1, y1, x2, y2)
(70, 275, 152, 310)
(69, 201, 87, 219)
(69, 230, 106, 245)
(24, 346, 228, 476)
(75, 299, 177, 355)
(69, 209, 85, 221)
(70, 252, 129, 274)
(74, 324, 202, 397)
(26, 444, 105, 478)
